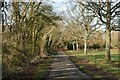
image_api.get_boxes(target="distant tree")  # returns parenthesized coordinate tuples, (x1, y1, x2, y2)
(70, 3, 101, 54)
(111, 31, 119, 48)
(92, 44, 100, 49)
(89, 30, 105, 49)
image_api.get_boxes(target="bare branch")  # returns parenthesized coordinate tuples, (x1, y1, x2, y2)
(111, 1, 120, 15)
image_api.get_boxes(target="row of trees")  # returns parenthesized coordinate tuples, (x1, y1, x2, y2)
(56, 0, 120, 62)
(60, 28, 118, 50)
(2, 1, 61, 77)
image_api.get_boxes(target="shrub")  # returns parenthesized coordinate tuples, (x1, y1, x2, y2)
(92, 44, 100, 49)
(67, 43, 73, 50)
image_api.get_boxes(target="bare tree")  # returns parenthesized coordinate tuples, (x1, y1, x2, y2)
(68, 3, 101, 54)
(77, 0, 120, 62)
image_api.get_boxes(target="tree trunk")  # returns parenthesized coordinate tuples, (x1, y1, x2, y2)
(40, 47, 46, 58)
(40, 36, 47, 58)
(32, 28, 35, 54)
(105, 29, 111, 62)
(49, 40, 53, 53)
(105, 1, 111, 62)
(76, 42, 79, 51)
(72, 42, 75, 50)
(84, 37, 87, 54)
(22, 32, 26, 50)
(64, 43, 67, 49)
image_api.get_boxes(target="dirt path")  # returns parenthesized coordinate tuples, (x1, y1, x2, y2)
(48, 51, 91, 80)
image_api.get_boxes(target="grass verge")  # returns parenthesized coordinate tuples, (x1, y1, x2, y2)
(2, 56, 54, 80)
(66, 50, 120, 80)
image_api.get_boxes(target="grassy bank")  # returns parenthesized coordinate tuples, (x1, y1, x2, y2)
(33, 57, 53, 79)
(3, 55, 54, 80)
(66, 49, 119, 80)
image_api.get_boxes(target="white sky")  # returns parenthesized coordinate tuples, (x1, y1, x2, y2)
(47, 0, 70, 13)
(4, 0, 70, 13)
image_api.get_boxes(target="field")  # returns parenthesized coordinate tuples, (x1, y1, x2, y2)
(67, 49, 120, 80)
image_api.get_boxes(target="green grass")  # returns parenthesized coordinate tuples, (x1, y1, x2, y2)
(34, 57, 53, 79)
(67, 49, 119, 80)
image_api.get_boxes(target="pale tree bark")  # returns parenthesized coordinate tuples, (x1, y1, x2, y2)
(72, 42, 75, 50)
(84, 36, 87, 54)
(76, 41, 79, 51)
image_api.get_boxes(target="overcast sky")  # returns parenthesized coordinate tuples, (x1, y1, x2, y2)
(47, 0, 71, 13)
